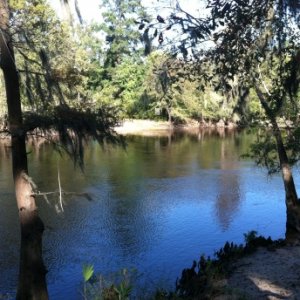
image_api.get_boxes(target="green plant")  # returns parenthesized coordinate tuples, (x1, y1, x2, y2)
(83, 264, 95, 283)
(114, 281, 132, 300)
(82, 266, 135, 300)
(175, 232, 285, 299)
(82, 264, 95, 300)
(243, 231, 258, 244)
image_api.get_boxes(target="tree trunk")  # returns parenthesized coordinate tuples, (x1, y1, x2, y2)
(74, 0, 83, 24)
(60, 0, 73, 25)
(166, 106, 172, 127)
(255, 85, 300, 235)
(0, 1, 48, 298)
(270, 117, 300, 236)
(270, 118, 298, 206)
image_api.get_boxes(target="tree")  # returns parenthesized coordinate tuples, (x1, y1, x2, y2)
(144, 52, 196, 124)
(59, 0, 83, 25)
(95, 0, 148, 77)
(94, 56, 147, 117)
(86, 0, 151, 118)
(150, 0, 300, 234)
(207, 0, 300, 234)
(0, 0, 121, 297)
(142, 50, 236, 124)
(0, 0, 48, 298)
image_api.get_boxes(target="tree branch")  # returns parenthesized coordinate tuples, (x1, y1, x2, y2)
(258, 64, 271, 96)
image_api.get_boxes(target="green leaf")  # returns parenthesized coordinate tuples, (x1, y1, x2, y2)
(82, 264, 94, 282)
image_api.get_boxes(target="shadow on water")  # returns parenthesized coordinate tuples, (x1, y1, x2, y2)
(0, 128, 288, 298)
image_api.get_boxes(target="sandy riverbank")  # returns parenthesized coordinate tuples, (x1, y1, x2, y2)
(214, 244, 300, 299)
(114, 119, 173, 135)
(114, 119, 237, 136)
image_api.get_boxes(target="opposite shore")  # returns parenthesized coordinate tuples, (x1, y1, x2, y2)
(114, 119, 238, 136)
(114, 118, 294, 136)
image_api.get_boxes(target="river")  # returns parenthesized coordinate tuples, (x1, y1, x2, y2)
(0, 129, 289, 298)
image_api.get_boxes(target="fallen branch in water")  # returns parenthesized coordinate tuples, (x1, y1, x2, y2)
(32, 190, 93, 201)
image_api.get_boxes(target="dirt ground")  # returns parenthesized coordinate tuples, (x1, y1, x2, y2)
(215, 245, 300, 299)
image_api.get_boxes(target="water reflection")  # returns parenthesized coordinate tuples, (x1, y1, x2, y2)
(0, 129, 287, 299)
(215, 135, 242, 230)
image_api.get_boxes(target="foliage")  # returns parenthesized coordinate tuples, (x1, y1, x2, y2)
(8, 0, 101, 108)
(174, 232, 284, 299)
(0, 0, 125, 168)
(145, 52, 209, 123)
(0, 74, 6, 116)
(3, 0, 300, 130)
(243, 127, 300, 174)
(82, 267, 135, 300)
(83, 264, 95, 283)
(10, 0, 69, 107)
(140, 0, 300, 180)
(99, 0, 148, 71)
(22, 104, 123, 167)
(93, 57, 147, 118)
(86, 0, 153, 119)
(0, 0, 276, 128)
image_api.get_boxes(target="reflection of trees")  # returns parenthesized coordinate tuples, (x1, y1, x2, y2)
(27, 136, 50, 158)
(215, 172, 240, 230)
(91, 129, 251, 253)
(0, 139, 11, 160)
(82, 133, 205, 256)
(215, 136, 241, 230)
(0, 141, 19, 294)
(0, 130, 255, 282)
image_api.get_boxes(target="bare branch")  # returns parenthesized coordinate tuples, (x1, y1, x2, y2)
(258, 64, 271, 96)
(57, 164, 64, 212)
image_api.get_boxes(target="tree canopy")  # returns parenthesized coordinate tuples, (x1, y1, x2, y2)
(148, 0, 300, 232)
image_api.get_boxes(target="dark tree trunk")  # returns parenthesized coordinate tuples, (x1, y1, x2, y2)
(74, 0, 83, 24)
(0, 1, 48, 298)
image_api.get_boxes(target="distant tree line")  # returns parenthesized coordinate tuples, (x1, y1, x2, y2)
(0, 0, 278, 128)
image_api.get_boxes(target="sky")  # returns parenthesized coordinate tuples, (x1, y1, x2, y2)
(49, 0, 206, 23)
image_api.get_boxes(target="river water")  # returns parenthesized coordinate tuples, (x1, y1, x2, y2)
(0, 129, 291, 298)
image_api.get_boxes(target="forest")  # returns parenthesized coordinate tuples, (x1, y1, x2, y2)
(0, 0, 271, 126)
(1, 0, 300, 299)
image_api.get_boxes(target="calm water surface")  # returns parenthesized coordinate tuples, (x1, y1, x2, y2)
(0, 129, 292, 298)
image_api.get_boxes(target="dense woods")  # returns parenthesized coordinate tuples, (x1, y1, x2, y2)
(0, 0, 274, 126)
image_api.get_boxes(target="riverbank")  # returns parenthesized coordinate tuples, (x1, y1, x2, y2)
(171, 236, 300, 300)
(213, 243, 300, 299)
(114, 119, 237, 136)
(114, 119, 174, 135)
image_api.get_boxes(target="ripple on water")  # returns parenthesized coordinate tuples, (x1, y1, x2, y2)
(0, 132, 290, 298)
